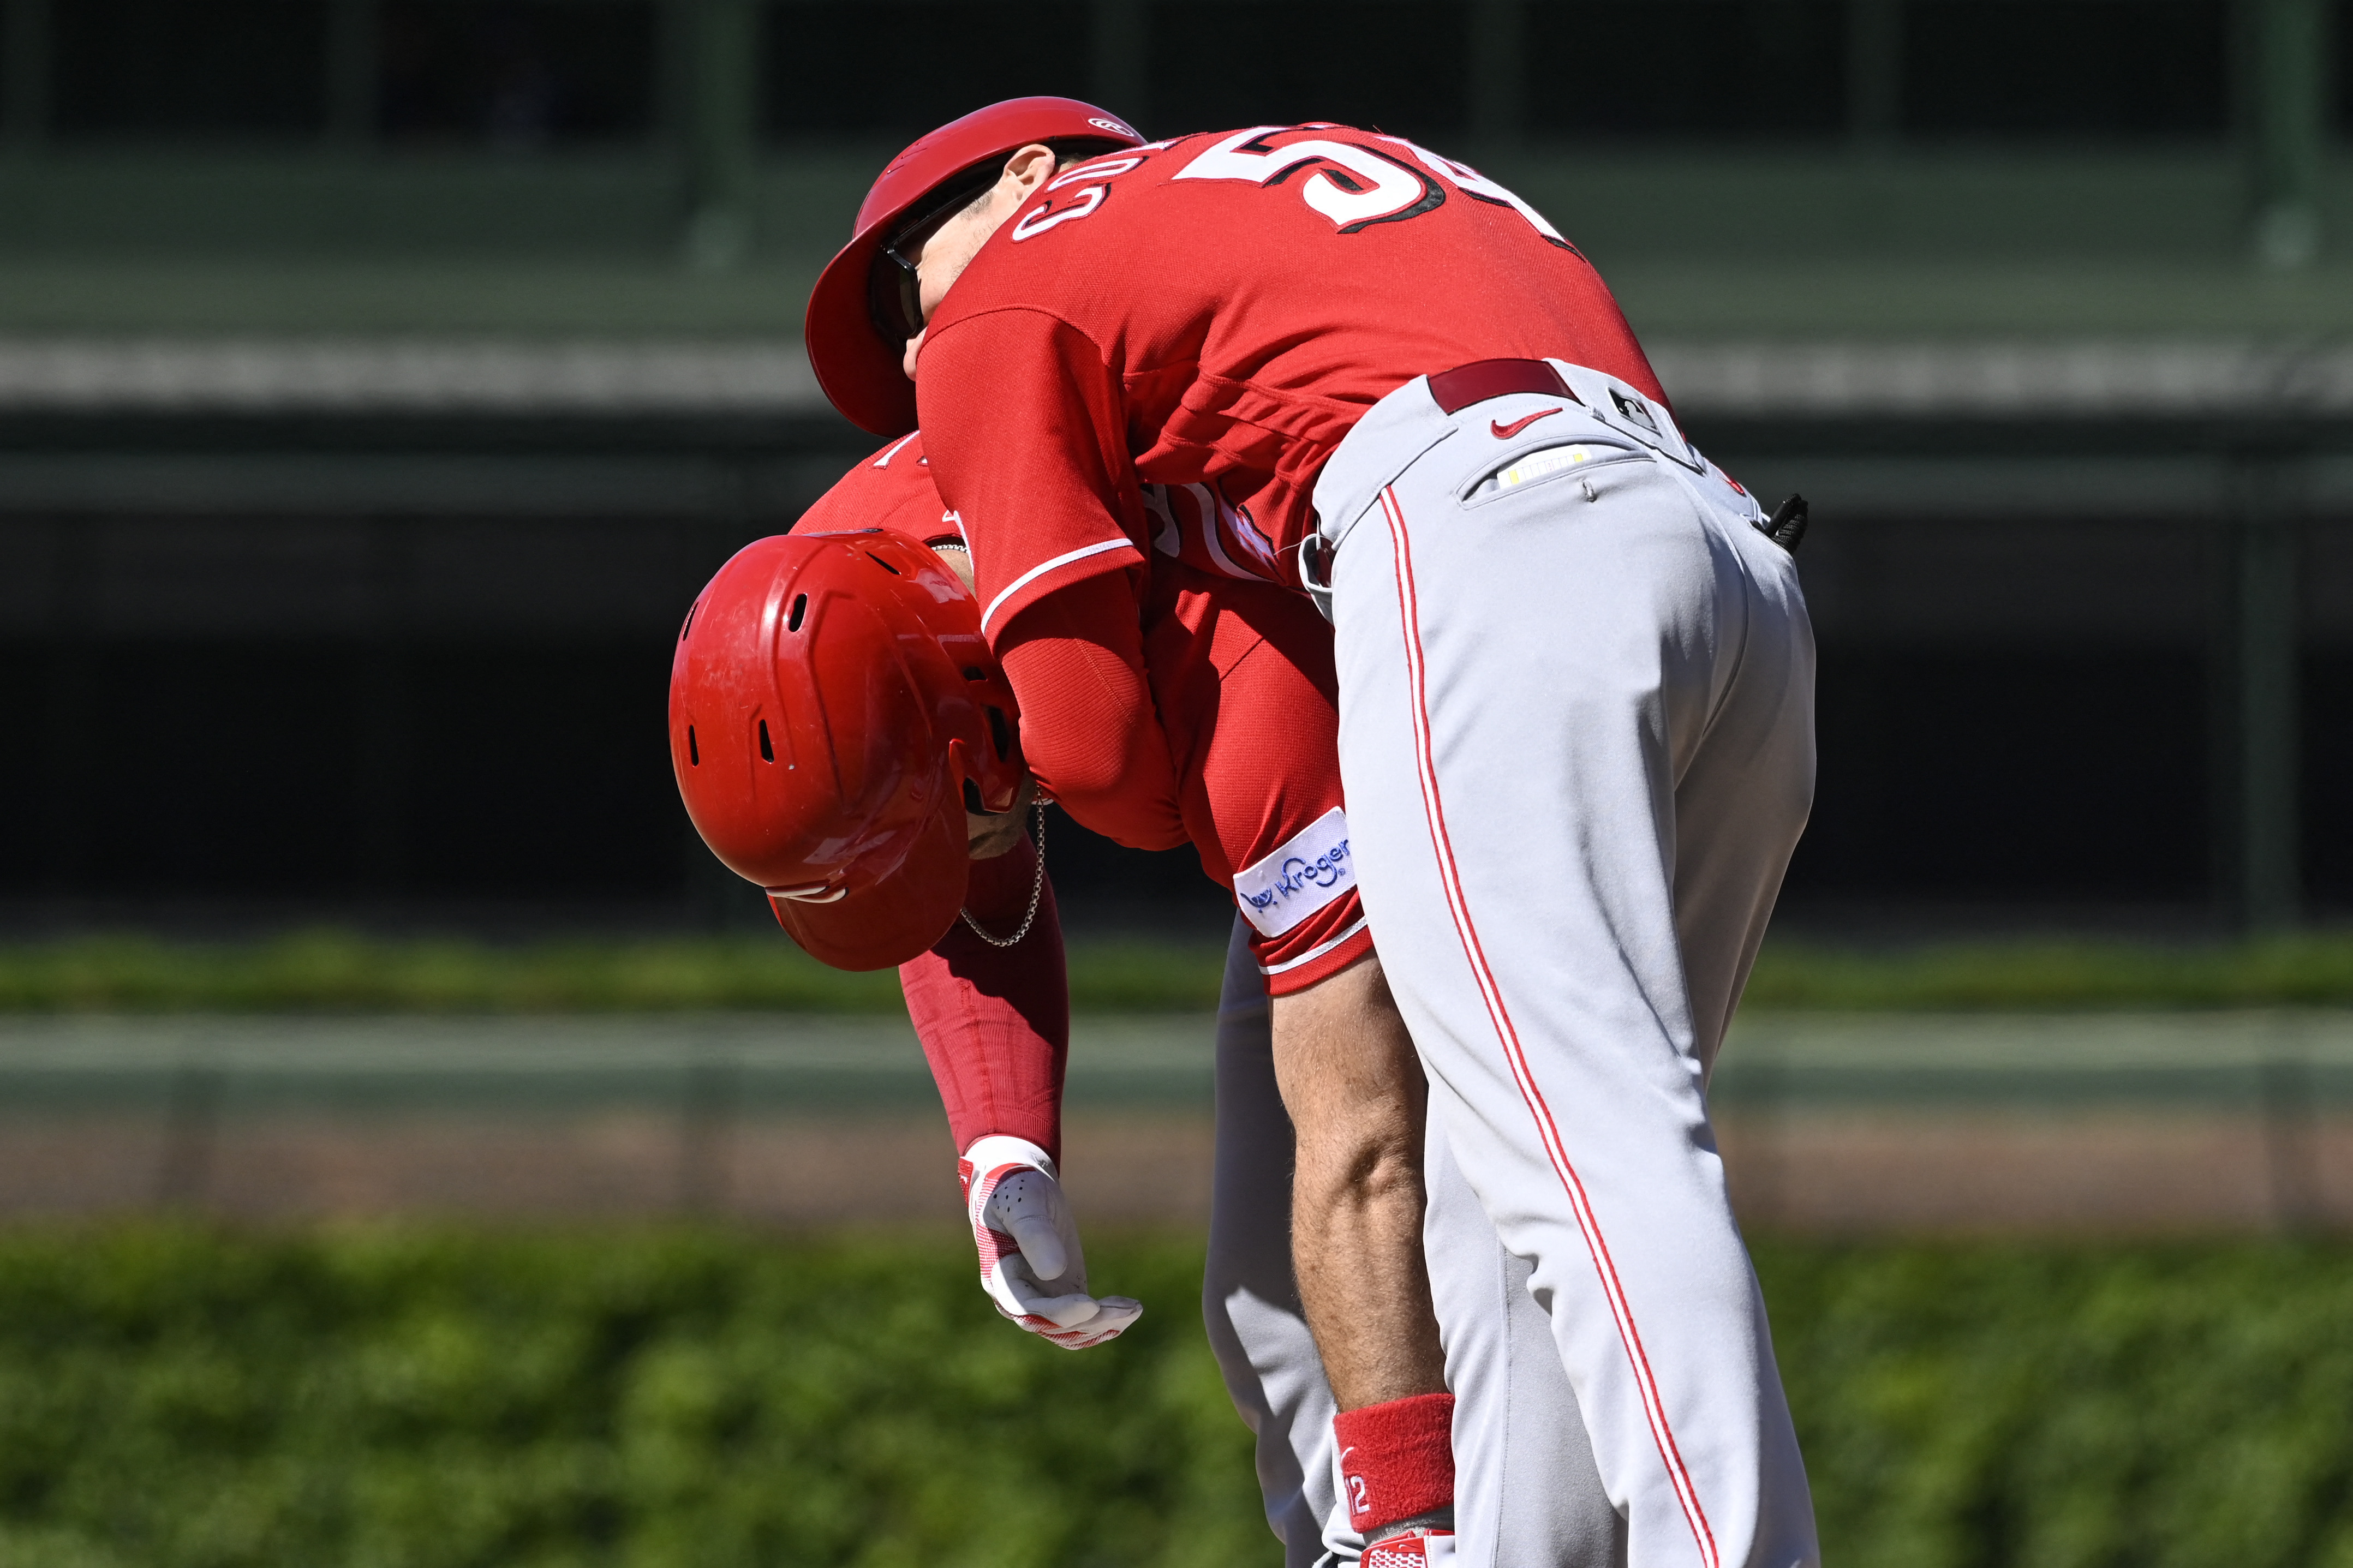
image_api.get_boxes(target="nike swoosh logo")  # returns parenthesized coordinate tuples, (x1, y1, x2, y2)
(1491, 408, 1562, 440)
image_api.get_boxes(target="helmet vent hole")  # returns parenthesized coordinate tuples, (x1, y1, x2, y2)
(787, 594, 807, 632)
(757, 720, 774, 762)
(867, 552, 901, 576)
(687, 726, 699, 765)
(987, 705, 1013, 762)
(963, 779, 986, 815)
(963, 667, 987, 681)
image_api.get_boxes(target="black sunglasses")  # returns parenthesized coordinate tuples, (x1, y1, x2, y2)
(865, 167, 1003, 350)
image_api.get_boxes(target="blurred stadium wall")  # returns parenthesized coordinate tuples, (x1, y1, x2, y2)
(1, 0, 2350, 935)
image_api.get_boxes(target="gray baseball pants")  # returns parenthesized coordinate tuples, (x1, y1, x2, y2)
(1204, 917, 1622, 1568)
(1315, 361, 1822, 1568)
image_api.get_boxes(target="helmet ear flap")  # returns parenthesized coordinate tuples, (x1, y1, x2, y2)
(949, 727, 1025, 816)
(960, 655, 1027, 812)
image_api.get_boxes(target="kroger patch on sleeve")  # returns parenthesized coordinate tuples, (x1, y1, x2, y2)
(1234, 806, 1356, 939)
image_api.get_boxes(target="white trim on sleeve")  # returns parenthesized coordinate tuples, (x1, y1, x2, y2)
(1259, 915, 1370, 977)
(978, 538, 1140, 633)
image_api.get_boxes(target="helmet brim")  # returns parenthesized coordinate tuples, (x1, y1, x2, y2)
(804, 97, 1145, 438)
(807, 231, 919, 439)
(768, 786, 969, 971)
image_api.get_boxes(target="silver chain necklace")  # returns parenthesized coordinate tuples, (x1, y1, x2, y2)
(960, 803, 1048, 947)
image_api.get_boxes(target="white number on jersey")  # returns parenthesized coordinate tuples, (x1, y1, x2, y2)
(1171, 127, 1442, 231)
(1008, 156, 1147, 243)
(1174, 125, 1573, 250)
(1377, 136, 1575, 249)
(1010, 184, 1107, 241)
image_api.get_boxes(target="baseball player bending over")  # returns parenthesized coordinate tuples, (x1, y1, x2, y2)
(672, 438, 1633, 1564)
(799, 100, 1822, 1568)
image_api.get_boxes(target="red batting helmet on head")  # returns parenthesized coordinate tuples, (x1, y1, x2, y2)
(805, 95, 1143, 438)
(668, 526, 1026, 971)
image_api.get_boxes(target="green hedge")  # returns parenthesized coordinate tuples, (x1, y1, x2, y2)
(0, 1229, 1259, 1568)
(15, 928, 2353, 1013)
(1742, 935, 2353, 1012)
(1764, 1241, 2353, 1568)
(0, 1231, 2348, 1567)
(0, 932, 1227, 1015)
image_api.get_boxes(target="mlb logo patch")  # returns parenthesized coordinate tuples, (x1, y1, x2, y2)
(1610, 388, 1659, 433)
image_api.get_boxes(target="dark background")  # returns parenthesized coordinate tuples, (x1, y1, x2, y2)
(26, 1, 2327, 143)
(4, 431, 2341, 937)
(1, 0, 2349, 937)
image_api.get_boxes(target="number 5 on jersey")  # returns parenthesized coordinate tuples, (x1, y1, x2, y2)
(1174, 126, 1575, 250)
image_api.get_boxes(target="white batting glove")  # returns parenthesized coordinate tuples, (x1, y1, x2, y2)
(959, 1134, 1142, 1350)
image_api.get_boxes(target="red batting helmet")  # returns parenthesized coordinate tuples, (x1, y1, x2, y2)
(669, 526, 1026, 971)
(805, 95, 1143, 438)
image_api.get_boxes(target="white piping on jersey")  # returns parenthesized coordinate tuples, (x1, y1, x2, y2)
(873, 432, 919, 468)
(978, 538, 1138, 633)
(1259, 915, 1370, 977)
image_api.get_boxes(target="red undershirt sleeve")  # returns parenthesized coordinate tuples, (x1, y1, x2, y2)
(997, 574, 1188, 852)
(897, 833, 1068, 1162)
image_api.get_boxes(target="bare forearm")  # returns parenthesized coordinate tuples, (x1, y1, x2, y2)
(1292, 1127, 1444, 1408)
(1270, 954, 1448, 1410)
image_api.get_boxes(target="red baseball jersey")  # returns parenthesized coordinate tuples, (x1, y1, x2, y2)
(796, 432, 1370, 992)
(912, 124, 1666, 638)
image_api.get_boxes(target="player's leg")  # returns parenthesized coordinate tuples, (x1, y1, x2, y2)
(1647, 492, 1817, 1568)
(1209, 914, 1633, 1568)
(1425, 1112, 1625, 1568)
(1203, 915, 1352, 1567)
(1661, 526, 1816, 1085)
(1322, 373, 1819, 1568)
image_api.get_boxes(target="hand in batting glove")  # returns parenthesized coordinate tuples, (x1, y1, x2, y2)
(959, 1134, 1142, 1350)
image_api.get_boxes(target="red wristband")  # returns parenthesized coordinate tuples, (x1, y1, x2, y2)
(1334, 1392, 1456, 1536)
